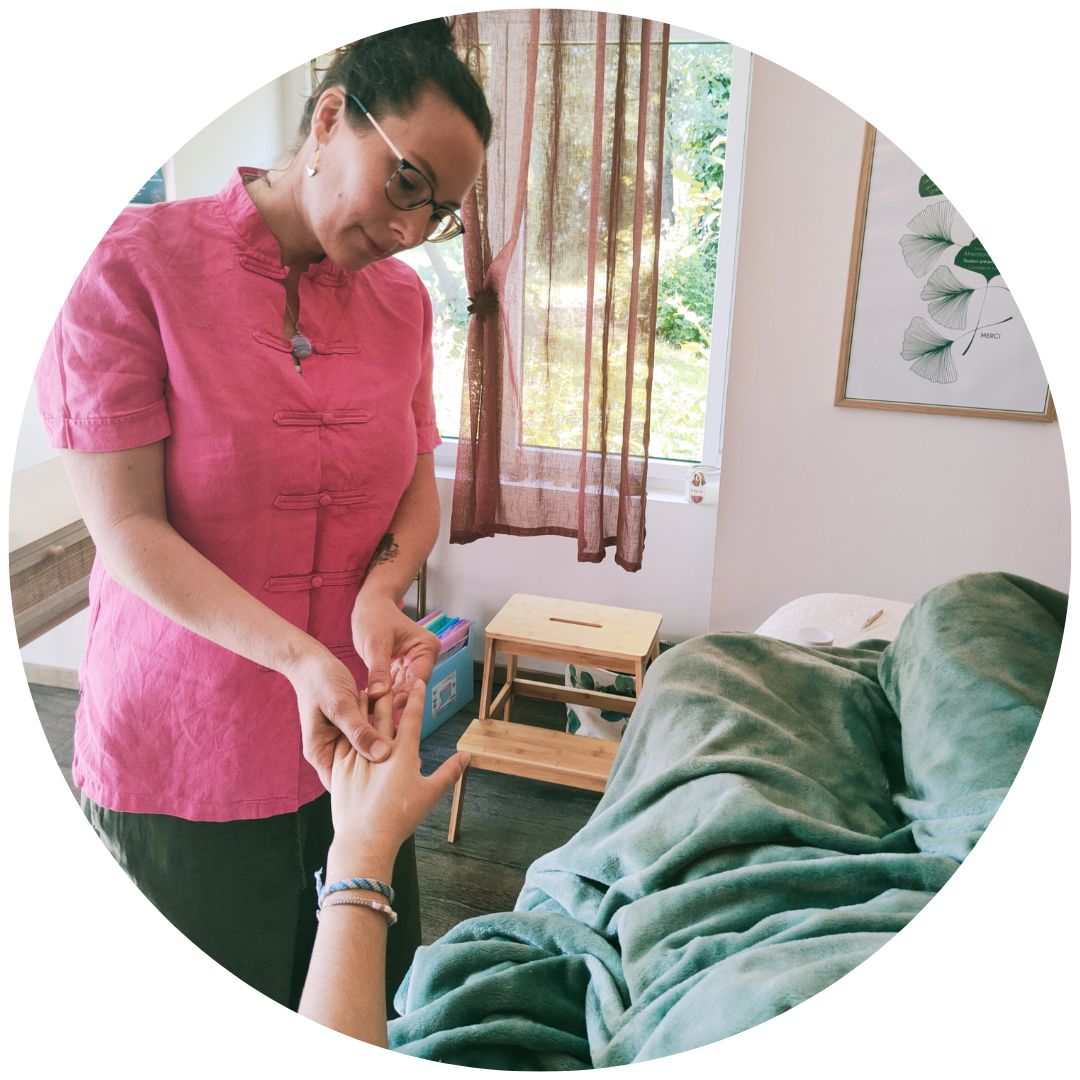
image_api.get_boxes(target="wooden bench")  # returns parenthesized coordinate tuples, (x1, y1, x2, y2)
(475, 594, 662, 724)
(448, 720, 619, 842)
(446, 594, 662, 842)
(9, 457, 95, 649)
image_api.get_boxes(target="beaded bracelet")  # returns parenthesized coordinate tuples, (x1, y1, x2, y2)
(317, 895, 398, 926)
(314, 868, 395, 907)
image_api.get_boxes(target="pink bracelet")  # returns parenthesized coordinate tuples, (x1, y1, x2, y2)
(317, 894, 398, 926)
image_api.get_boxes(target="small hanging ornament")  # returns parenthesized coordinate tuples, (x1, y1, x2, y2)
(291, 332, 313, 360)
(285, 297, 311, 374)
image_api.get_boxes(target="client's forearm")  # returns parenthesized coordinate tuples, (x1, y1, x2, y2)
(299, 905, 389, 1045)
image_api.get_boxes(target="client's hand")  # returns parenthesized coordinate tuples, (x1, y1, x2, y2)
(326, 681, 470, 882)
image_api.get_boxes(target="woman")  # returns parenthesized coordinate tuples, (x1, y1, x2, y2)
(34, 18, 490, 1011)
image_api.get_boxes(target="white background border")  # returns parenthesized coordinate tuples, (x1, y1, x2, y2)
(3, 2, 1074, 1076)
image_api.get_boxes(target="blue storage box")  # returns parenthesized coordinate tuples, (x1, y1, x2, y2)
(421, 628, 475, 739)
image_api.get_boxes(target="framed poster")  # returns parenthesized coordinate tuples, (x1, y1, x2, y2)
(130, 161, 175, 205)
(836, 125, 1054, 422)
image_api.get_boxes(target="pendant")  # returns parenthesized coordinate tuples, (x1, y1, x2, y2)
(290, 332, 311, 375)
(291, 332, 313, 360)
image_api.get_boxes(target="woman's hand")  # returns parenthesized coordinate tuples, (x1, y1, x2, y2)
(326, 682, 470, 881)
(285, 648, 391, 788)
(352, 591, 440, 707)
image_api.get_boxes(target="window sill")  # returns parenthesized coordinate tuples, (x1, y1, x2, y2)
(433, 442, 716, 505)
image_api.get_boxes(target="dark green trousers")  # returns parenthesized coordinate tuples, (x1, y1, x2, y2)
(81, 792, 420, 1014)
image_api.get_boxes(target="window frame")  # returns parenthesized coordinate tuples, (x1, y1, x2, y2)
(432, 36, 752, 497)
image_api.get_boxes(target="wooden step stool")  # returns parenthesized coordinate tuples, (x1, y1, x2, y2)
(447, 594, 663, 842)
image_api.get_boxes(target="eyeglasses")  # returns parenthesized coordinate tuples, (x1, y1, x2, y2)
(346, 93, 465, 244)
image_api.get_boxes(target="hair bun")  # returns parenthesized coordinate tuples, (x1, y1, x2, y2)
(301, 15, 490, 148)
(373, 17, 455, 53)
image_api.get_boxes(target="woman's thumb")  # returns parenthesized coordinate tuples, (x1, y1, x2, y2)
(365, 644, 393, 698)
(334, 697, 389, 762)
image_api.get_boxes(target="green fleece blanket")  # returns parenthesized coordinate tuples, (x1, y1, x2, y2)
(388, 572, 1065, 1068)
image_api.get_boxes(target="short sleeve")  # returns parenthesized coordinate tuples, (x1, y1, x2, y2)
(36, 224, 171, 451)
(412, 277, 443, 455)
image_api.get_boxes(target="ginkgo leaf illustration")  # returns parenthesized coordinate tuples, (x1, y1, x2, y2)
(918, 174, 943, 197)
(954, 238, 1001, 283)
(921, 266, 975, 330)
(901, 317, 959, 383)
(899, 201, 957, 277)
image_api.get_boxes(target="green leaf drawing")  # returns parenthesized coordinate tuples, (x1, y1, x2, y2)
(613, 674, 637, 696)
(568, 664, 577, 682)
(919, 174, 943, 197)
(578, 670, 595, 691)
(567, 708, 581, 734)
(600, 710, 627, 723)
(901, 317, 958, 384)
(920, 266, 975, 330)
(954, 238, 1000, 283)
(899, 201, 957, 277)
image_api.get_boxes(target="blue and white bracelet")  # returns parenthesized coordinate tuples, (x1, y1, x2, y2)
(314, 868, 396, 908)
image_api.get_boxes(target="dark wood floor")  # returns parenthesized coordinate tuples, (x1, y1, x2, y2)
(30, 673, 602, 946)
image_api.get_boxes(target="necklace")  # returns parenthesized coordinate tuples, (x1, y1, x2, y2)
(247, 177, 312, 375)
(284, 296, 312, 374)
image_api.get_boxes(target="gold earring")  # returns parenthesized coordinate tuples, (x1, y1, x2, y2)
(306, 145, 321, 177)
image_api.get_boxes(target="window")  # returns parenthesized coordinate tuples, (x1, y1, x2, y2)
(395, 34, 749, 482)
(651, 40, 734, 463)
(394, 235, 470, 441)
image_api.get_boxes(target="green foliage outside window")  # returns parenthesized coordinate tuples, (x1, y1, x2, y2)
(650, 43, 731, 460)
(397, 41, 733, 464)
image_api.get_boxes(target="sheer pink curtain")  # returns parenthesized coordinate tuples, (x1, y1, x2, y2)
(451, 10, 670, 571)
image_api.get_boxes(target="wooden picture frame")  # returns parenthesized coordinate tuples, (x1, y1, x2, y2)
(836, 125, 1054, 422)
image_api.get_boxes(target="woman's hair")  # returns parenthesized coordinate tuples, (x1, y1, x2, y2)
(300, 17, 492, 147)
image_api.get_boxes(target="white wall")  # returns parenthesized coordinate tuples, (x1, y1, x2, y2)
(170, 66, 309, 198)
(709, 58, 1071, 632)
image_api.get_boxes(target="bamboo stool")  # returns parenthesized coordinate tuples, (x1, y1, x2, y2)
(447, 594, 663, 842)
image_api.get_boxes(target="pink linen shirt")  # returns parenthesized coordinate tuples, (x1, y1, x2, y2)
(35, 167, 441, 822)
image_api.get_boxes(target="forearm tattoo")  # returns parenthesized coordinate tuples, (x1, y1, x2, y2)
(368, 533, 399, 569)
